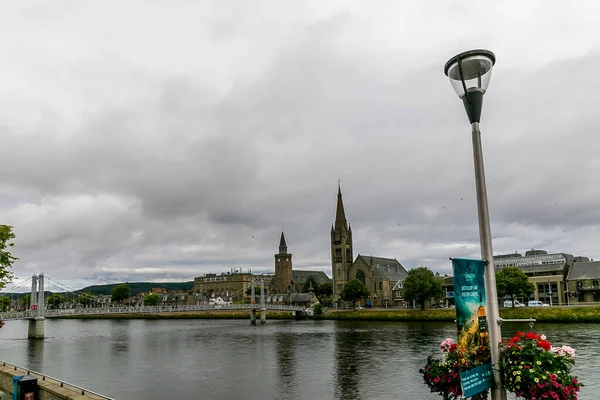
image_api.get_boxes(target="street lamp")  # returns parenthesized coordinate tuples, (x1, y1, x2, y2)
(444, 49, 506, 400)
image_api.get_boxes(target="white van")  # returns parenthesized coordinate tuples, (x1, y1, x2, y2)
(528, 300, 549, 307)
(503, 300, 525, 307)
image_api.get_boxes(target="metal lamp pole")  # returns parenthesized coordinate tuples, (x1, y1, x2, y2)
(444, 49, 506, 400)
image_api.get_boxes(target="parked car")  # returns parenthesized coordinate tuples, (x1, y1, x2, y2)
(503, 300, 525, 307)
(528, 300, 550, 307)
(430, 304, 447, 308)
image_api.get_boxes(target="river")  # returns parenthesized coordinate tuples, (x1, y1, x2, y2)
(0, 319, 597, 399)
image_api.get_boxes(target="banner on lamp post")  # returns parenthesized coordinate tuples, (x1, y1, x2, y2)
(451, 258, 493, 398)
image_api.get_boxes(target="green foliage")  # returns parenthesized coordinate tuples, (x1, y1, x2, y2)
(0, 225, 17, 289)
(22, 293, 31, 309)
(80, 281, 193, 296)
(76, 293, 94, 305)
(496, 267, 535, 308)
(420, 338, 489, 399)
(500, 331, 582, 399)
(339, 278, 369, 310)
(111, 283, 131, 303)
(313, 303, 324, 316)
(246, 284, 263, 296)
(0, 296, 10, 311)
(46, 293, 67, 307)
(302, 278, 332, 303)
(143, 292, 159, 306)
(320, 282, 333, 298)
(402, 267, 443, 310)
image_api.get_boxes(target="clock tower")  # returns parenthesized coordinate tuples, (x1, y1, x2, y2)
(272, 232, 293, 294)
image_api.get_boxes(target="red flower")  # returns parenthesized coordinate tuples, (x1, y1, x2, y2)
(526, 332, 539, 340)
(537, 340, 551, 351)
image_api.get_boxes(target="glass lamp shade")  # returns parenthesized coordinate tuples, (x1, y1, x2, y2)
(444, 50, 495, 99)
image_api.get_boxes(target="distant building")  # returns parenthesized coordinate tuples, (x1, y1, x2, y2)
(566, 261, 600, 303)
(493, 250, 574, 305)
(331, 185, 408, 306)
(271, 232, 293, 295)
(269, 233, 332, 296)
(193, 271, 255, 301)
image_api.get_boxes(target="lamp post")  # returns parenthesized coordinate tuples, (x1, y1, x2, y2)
(444, 49, 506, 400)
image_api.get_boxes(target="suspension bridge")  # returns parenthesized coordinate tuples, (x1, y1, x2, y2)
(0, 274, 308, 339)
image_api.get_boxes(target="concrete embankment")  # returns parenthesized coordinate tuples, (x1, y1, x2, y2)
(56, 306, 600, 323)
(0, 361, 112, 400)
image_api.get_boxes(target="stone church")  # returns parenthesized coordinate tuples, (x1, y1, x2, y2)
(331, 185, 408, 306)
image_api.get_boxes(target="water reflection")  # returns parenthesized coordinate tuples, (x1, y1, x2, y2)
(334, 322, 376, 400)
(275, 333, 297, 398)
(26, 338, 43, 371)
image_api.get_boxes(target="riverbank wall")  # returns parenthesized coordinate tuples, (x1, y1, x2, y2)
(0, 361, 112, 400)
(58, 306, 600, 322)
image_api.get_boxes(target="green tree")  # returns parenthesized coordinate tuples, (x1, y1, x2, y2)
(0, 225, 17, 289)
(22, 293, 31, 310)
(339, 278, 369, 310)
(245, 285, 263, 296)
(402, 267, 443, 310)
(302, 278, 334, 304)
(46, 293, 67, 308)
(111, 283, 131, 303)
(496, 267, 535, 308)
(76, 293, 94, 305)
(0, 296, 10, 311)
(143, 292, 159, 306)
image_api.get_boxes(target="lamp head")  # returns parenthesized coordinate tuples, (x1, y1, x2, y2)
(444, 49, 495, 99)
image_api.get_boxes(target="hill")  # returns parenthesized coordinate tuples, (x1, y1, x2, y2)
(79, 281, 194, 296)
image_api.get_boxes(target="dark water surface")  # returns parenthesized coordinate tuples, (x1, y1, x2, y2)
(0, 319, 597, 399)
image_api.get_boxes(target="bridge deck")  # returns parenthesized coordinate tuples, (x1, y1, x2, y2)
(0, 304, 308, 321)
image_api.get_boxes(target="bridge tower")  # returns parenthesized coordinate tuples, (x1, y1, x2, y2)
(28, 273, 45, 339)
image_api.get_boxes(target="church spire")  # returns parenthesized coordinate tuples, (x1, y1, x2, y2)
(279, 232, 288, 254)
(335, 183, 348, 232)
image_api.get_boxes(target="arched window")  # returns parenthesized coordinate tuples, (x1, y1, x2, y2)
(356, 270, 366, 286)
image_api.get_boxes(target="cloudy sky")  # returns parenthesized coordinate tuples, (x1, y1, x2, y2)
(2, 1, 600, 290)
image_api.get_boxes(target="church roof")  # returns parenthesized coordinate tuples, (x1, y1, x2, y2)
(356, 254, 408, 281)
(292, 270, 332, 285)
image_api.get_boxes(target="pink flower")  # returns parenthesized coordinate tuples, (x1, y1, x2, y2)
(549, 374, 557, 381)
(434, 377, 440, 383)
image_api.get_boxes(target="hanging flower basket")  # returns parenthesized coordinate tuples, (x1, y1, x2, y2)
(419, 338, 489, 400)
(499, 331, 583, 399)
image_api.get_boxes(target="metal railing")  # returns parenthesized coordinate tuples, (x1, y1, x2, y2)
(0, 360, 114, 399)
(1, 303, 307, 320)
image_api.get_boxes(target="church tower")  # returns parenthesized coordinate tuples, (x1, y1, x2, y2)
(331, 184, 353, 299)
(272, 232, 293, 294)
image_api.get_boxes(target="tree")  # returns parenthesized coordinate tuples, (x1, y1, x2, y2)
(143, 292, 159, 306)
(0, 296, 10, 311)
(111, 283, 131, 303)
(46, 293, 67, 308)
(402, 267, 443, 310)
(496, 267, 535, 308)
(22, 293, 31, 310)
(76, 293, 94, 305)
(0, 225, 17, 289)
(320, 282, 333, 299)
(339, 278, 369, 310)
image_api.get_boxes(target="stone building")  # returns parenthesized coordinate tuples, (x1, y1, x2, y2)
(566, 261, 600, 303)
(269, 233, 332, 296)
(270, 232, 293, 295)
(193, 271, 255, 301)
(331, 185, 408, 306)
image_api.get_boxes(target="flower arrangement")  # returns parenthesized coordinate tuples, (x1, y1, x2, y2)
(419, 338, 489, 400)
(499, 331, 583, 400)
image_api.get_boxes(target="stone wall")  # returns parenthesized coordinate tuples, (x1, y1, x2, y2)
(0, 362, 109, 400)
